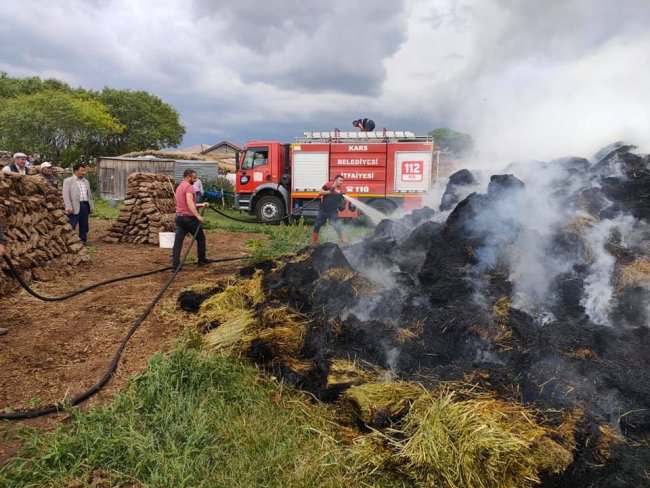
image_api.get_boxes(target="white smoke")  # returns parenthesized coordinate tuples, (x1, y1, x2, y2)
(581, 215, 638, 326)
(440, 144, 648, 327)
(580, 219, 617, 326)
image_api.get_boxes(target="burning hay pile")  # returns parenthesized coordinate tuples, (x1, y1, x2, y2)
(0, 172, 89, 296)
(181, 143, 650, 486)
(104, 172, 176, 245)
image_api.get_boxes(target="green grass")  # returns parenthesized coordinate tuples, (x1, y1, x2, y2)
(202, 206, 265, 232)
(246, 221, 313, 263)
(88, 200, 373, 263)
(93, 198, 121, 221)
(203, 207, 372, 263)
(0, 336, 405, 488)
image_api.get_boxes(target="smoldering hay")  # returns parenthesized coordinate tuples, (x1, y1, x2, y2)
(182, 143, 650, 487)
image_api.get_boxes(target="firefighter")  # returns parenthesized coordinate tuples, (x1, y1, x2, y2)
(352, 118, 375, 132)
(311, 175, 348, 247)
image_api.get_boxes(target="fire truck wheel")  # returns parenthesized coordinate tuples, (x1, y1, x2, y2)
(369, 199, 396, 215)
(255, 195, 284, 223)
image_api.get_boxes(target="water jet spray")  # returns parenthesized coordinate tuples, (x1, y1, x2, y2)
(343, 195, 386, 226)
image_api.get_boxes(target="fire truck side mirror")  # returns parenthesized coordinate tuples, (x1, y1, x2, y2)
(235, 151, 241, 171)
(280, 174, 291, 187)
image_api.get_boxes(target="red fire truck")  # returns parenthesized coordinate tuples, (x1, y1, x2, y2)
(234, 130, 436, 223)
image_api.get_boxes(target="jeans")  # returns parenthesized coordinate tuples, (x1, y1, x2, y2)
(313, 210, 342, 235)
(172, 215, 206, 268)
(68, 201, 90, 243)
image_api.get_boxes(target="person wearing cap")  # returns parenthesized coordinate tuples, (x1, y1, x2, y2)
(2, 152, 28, 175)
(0, 222, 6, 335)
(63, 162, 95, 246)
(39, 162, 59, 188)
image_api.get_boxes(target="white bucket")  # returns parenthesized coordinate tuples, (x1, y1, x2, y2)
(158, 232, 175, 249)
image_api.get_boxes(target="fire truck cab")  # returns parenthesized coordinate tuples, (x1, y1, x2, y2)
(235, 131, 435, 223)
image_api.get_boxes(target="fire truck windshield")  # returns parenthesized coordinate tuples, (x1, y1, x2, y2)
(241, 148, 268, 170)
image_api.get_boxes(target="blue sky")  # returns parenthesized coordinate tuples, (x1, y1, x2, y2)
(1, 0, 649, 162)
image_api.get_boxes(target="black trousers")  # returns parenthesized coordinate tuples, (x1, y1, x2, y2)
(68, 201, 90, 243)
(313, 209, 342, 235)
(172, 215, 206, 268)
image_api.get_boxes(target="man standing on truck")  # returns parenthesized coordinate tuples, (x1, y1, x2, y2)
(172, 169, 213, 271)
(352, 118, 375, 132)
(310, 174, 348, 247)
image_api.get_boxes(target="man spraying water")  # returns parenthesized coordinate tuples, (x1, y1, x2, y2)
(310, 175, 348, 247)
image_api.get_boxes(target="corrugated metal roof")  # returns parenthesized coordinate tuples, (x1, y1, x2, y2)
(173, 160, 219, 182)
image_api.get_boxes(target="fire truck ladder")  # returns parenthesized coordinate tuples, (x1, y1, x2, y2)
(297, 130, 433, 143)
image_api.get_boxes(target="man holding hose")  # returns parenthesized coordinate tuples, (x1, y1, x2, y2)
(310, 174, 348, 247)
(172, 169, 213, 271)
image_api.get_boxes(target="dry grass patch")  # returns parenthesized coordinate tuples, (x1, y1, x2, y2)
(200, 272, 310, 366)
(321, 268, 379, 296)
(342, 381, 424, 426)
(326, 359, 377, 390)
(616, 258, 650, 291)
(596, 424, 626, 462)
(351, 386, 575, 488)
(565, 213, 598, 234)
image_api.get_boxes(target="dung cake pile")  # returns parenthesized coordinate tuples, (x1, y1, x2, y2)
(104, 172, 176, 245)
(186, 143, 650, 486)
(0, 172, 89, 296)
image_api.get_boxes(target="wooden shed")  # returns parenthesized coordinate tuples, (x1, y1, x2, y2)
(98, 156, 220, 200)
(201, 141, 241, 159)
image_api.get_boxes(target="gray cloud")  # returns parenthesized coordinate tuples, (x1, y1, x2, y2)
(0, 0, 647, 154)
(192, 0, 409, 94)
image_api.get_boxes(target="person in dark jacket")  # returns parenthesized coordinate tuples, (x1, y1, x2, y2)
(310, 175, 348, 247)
(39, 162, 59, 188)
(2, 152, 28, 175)
(352, 118, 375, 132)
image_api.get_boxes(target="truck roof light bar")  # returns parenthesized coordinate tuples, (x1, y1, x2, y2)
(297, 131, 433, 143)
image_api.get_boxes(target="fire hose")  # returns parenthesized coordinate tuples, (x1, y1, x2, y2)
(208, 193, 356, 226)
(207, 195, 321, 225)
(0, 196, 337, 419)
(0, 209, 245, 420)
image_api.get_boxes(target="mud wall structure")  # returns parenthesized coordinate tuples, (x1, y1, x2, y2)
(104, 172, 176, 245)
(0, 172, 89, 296)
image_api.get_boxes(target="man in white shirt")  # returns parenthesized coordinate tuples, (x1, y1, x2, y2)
(2, 152, 28, 175)
(193, 176, 204, 203)
(62, 163, 95, 246)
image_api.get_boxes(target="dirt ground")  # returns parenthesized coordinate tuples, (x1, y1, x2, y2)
(0, 219, 264, 464)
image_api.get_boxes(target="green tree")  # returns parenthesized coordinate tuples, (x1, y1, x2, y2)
(0, 72, 71, 99)
(97, 88, 185, 155)
(0, 90, 123, 165)
(428, 128, 474, 157)
(0, 74, 186, 160)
